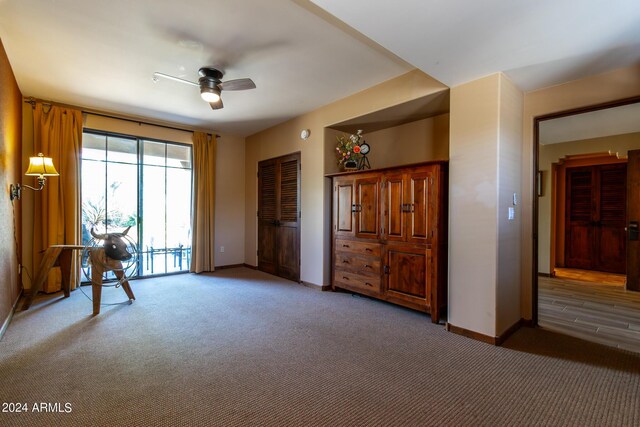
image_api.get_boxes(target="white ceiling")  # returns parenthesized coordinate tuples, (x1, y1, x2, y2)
(0, 0, 412, 136)
(539, 101, 640, 145)
(310, 0, 640, 91)
(1, 0, 639, 137)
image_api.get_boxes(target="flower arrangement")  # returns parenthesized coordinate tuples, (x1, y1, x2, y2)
(335, 129, 364, 168)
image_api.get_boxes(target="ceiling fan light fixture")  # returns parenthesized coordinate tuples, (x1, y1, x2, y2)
(200, 86, 221, 103)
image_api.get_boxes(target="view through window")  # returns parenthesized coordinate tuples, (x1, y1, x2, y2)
(81, 131, 192, 279)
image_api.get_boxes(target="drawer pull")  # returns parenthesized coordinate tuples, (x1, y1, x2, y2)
(365, 248, 373, 252)
(342, 244, 350, 248)
(365, 282, 372, 287)
(342, 276, 349, 280)
(364, 264, 371, 268)
(343, 260, 350, 264)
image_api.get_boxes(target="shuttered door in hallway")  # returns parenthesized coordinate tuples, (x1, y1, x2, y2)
(565, 163, 626, 274)
(258, 152, 300, 282)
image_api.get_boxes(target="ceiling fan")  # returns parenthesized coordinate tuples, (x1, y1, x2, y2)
(153, 66, 256, 110)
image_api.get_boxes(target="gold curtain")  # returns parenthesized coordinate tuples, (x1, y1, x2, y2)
(190, 131, 216, 273)
(32, 103, 83, 292)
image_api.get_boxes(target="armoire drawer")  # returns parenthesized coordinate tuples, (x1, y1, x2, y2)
(334, 270, 381, 294)
(335, 239, 381, 257)
(334, 252, 381, 275)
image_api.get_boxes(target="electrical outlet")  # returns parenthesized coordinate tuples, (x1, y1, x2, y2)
(220, 246, 225, 253)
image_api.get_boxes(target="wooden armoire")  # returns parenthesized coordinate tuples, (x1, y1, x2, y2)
(328, 161, 448, 323)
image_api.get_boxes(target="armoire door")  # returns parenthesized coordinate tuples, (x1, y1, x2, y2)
(334, 177, 355, 238)
(354, 176, 380, 239)
(565, 163, 626, 274)
(258, 153, 300, 282)
(406, 169, 432, 244)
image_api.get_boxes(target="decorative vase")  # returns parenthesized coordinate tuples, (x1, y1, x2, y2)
(343, 160, 358, 170)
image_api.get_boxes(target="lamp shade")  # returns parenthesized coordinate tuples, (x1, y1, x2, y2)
(25, 153, 59, 176)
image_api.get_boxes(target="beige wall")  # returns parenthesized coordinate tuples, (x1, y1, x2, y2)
(449, 73, 523, 338)
(214, 134, 246, 266)
(522, 64, 640, 319)
(357, 114, 450, 169)
(496, 75, 523, 334)
(0, 38, 23, 331)
(245, 69, 449, 286)
(538, 132, 640, 274)
(449, 74, 500, 337)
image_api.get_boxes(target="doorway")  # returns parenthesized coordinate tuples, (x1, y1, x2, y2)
(534, 98, 640, 351)
(257, 152, 301, 282)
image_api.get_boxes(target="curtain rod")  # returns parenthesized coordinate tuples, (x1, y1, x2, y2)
(23, 98, 221, 138)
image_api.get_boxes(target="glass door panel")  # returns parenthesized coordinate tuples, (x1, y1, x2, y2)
(142, 164, 167, 275)
(81, 131, 192, 281)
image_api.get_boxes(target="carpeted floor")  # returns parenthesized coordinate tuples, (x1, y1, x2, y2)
(1, 267, 639, 426)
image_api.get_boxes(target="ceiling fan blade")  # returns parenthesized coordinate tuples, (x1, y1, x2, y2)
(153, 72, 199, 87)
(219, 78, 256, 91)
(209, 98, 224, 110)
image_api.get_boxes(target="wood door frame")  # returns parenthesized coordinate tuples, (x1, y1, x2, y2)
(550, 153, 627, 275)
(532, 95, 640, 325)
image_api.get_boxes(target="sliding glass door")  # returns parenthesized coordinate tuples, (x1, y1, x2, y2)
(81, 131, 192, 279)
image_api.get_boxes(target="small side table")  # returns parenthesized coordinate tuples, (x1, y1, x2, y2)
(22, 245, 85, 310)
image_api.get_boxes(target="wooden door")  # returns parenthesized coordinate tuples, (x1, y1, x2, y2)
(334, 177, 355, 238)
(384, 173, 405, 241)
(258, 159, 278, 275)
(565, 163, 626, 274)
(258, 153, 300, 282)
(385, 244, 431, 307)
(627, 150, 640, 291)
(354, 176, 380, 239)
(406, 169, 431, 244)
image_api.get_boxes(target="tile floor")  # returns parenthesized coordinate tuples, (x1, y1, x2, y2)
(538, 271, 640, 354)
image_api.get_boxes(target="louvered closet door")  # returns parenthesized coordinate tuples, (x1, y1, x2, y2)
(277, 155, 301, 281)
(565, 164, 626, 274)
(258, 159, 278, 275)
(258, 153, 300, 282)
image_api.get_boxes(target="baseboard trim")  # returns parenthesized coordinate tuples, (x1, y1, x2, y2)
(242, 263, 257, 270)
(0, 289, 23, 341)
(446, 323, 496, 344)
(538, 272, 551, 277)
(496, 318, 525, 346)
(300, 281, 331, 291)
(446, 318, 526, 346)
(214, 263, 246, 270)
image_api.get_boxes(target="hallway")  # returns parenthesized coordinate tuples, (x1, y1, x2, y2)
(539, 272, 640, 354)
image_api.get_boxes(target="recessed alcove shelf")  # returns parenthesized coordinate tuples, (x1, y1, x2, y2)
(324, 89, 451, 175)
